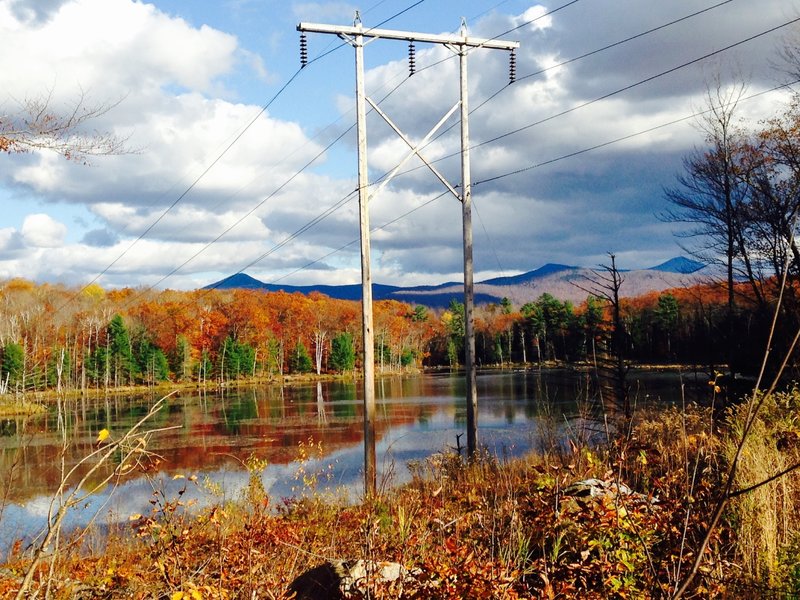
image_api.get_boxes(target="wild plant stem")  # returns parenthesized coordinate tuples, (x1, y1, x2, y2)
(672, 244, 796, 599)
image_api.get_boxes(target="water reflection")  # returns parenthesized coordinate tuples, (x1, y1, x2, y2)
(0, 369, 701, 553)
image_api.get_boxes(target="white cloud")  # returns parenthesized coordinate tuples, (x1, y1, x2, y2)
(0, 0, 797, 289)
(21, 213, 67, 247)
(516, 5, 553, 31)
(0, 0, 238, 97)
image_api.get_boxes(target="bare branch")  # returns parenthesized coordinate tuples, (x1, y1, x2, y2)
(0, 89, 134, 162)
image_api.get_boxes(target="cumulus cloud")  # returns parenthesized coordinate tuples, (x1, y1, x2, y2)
(20, 214, 67, 248)
(81, 228, 119, 247)
(0, 0, 796, 289)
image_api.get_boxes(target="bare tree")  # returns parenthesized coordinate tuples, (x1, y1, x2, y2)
(663, 78, 756, 372)
(577, 253, 630, 420)
(0, 88, 129, 161)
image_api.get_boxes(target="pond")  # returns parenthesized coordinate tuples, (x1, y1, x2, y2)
(0, 368, 707, 555)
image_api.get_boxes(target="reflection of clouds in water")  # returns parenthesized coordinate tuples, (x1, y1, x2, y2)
(0, 392, 548, 553)
(18, 495, 53, 518)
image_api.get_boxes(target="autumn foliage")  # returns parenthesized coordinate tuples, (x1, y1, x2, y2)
(0, 276, 794, 396)
(3, 394, 799, 598)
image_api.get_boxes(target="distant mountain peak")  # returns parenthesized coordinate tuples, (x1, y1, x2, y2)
(648, 257, 705, 274)
(480, 263, 577, 286)
(207, 257, 709, 308)
(209, 273, 264, 289)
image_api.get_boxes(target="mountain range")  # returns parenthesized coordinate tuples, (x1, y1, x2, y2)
(206, 257, 708, 308)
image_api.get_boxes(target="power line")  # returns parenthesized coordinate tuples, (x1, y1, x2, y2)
(268, 190, 450, 286)
(477, 15, 800, 149)
(99, 0, 565, 298)
(473, 81, 799, 187)
(69, 14, 798, 381)
(210, 2, 773, 287)
(265, 81, 796, 284)
(385, 12, 800, 185)
(115, 128, 355, 311)
(52, 0, 430, 313)
(69, 2, 792, 302)
(53, 68, 306, 315)
(477, 0, 736, 108)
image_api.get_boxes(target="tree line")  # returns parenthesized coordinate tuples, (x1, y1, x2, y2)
(0, 274, 772, 395)
(664, 77, 800, 375)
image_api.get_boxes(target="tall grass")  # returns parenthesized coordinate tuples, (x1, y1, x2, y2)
(724, 388, 800, 588)
(3, 383, 800, 597)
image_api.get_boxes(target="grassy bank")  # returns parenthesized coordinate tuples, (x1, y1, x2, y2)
(1, 384, 799, 599)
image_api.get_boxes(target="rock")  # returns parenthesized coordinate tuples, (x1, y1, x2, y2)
(287, 559, 411, 600)
(563, 478, 632, 498)
(563, 478, 657, 503)
(286, 562, 344, 600)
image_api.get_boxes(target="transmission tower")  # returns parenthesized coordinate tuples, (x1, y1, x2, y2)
(298, 15, 519, 495)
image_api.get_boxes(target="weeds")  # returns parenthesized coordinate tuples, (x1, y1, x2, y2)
(724, 387, 800, 588)
(2, 387, 800, 598)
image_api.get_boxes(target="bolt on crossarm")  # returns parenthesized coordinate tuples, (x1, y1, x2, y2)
(297, 16, 519, 484)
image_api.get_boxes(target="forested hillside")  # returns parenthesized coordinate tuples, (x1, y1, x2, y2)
(0, 275, 784, 395)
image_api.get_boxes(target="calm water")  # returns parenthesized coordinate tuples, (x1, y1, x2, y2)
(0, 369, 701, 554)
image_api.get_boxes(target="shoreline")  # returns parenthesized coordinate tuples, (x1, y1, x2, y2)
(0, 361, 722, 416)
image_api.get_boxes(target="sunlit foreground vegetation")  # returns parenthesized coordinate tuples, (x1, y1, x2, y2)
(1, 385, 799, 599)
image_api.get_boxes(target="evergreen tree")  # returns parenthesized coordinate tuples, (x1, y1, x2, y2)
(330, 332, 356, 372)
(170, 335, 191, 381)
(411, 305, 428, 322)
(107, 314, 137, 385)
(290, 340, 313, 374)
(134, 336, 169, 383)
(86, 346, 109, 385)
(219, 336, 256, 380)
(1, 342, 24, 386)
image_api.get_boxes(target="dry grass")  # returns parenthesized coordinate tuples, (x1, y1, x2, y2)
(724, 387, 800, 589)
(1, 394, 799, 598)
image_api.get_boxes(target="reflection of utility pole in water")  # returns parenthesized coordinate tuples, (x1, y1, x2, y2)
(298, 16, 519, 487)
(316, 381, 327, 425)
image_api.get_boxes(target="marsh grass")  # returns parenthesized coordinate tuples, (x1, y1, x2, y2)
(724, 387, 800, 588)
(2, 391, 800, 598)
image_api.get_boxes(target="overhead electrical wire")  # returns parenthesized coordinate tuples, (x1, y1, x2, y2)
(365, 0, 733, 194)
(461, 0, 737, 133)
(250, 8, 796, 284)
(395, 0, 735, 281)
(118, 13, 450, 304)
(106, 0, 576, 300)
(52, 0, 431, 313)
(269, 189, 451, 286)
(53, 66, 306, 315)
(200, 0, 584, 292)
(209, 0, 764, 288)
(72, 0, 784, 305)
(118, 128, 355, 302)
(385, 11, 800, 187)
(78, 5, 796, 354)
(472, 80, 800, 188)
(474, 15, 800, 151)
(265, 80, 798, 285)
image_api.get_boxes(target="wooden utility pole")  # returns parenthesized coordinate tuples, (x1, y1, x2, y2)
(298, 16, 519, 483)
(353, 17, 377, 496)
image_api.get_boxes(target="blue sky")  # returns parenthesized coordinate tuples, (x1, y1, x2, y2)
(0, 0, 797, 290)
